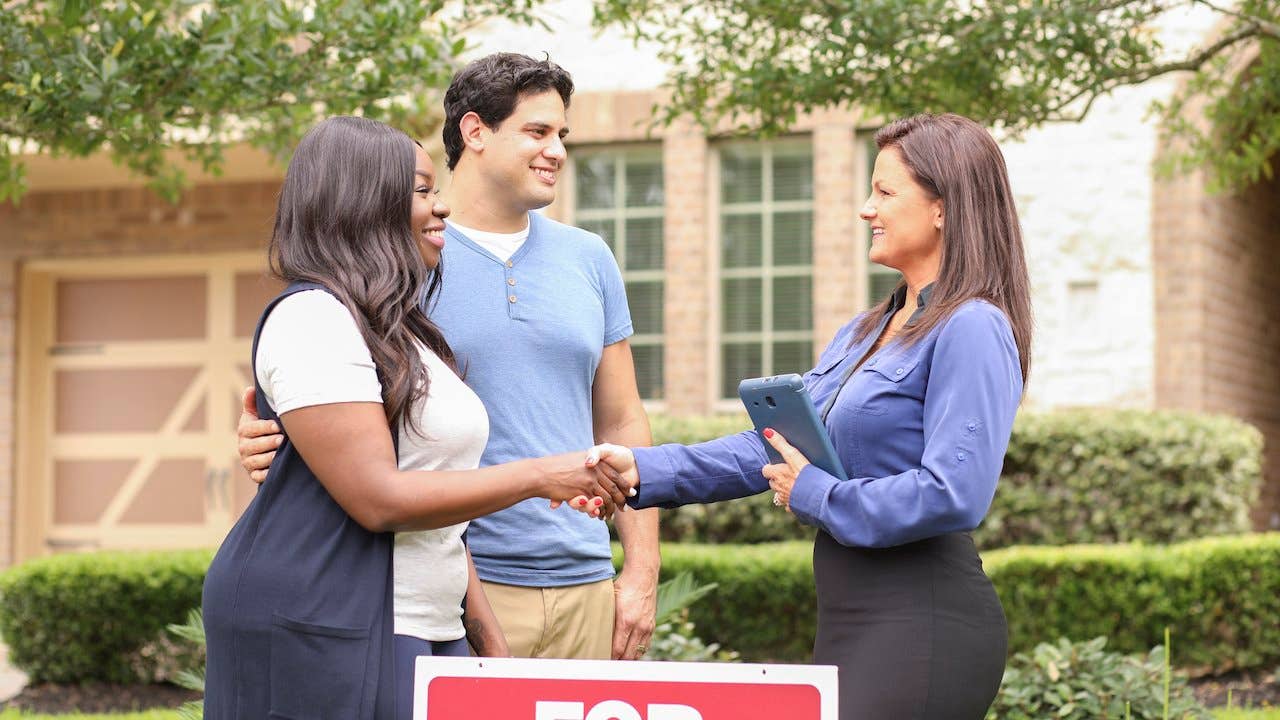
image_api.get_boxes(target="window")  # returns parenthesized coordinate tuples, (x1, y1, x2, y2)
(573, 149, 665, 400)
(717, 141, 814, 399)
(863, 135, 902, 305)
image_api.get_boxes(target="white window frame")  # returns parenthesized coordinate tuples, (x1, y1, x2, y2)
(569, 145, 666, 403)
(712, 137, 816, 406)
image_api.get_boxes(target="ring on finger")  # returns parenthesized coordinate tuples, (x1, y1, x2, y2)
(635, 644, 647, 656)
(772, 492, 783, 507)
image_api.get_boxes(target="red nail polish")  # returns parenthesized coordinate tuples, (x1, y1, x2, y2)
(763, 428, 775, 439)
(593, 497, 604, 506)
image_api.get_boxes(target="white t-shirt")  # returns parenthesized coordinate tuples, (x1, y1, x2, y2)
(448, 220, 529, 262)
(255, 290, 489, 641)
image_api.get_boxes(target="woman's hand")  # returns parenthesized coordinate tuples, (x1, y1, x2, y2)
(580, 444, 638, 518)
(536, 451, 633, 521)
(761, 428, 810, 511)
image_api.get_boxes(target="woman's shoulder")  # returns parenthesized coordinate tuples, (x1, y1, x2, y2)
(266, 289, 354, 327)
(935, 299, 1016, 351)
(259, 289, 366, 354)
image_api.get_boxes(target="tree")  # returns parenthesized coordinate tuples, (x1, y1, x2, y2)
(594, 0, 1280, 193)
(0, 0, 547, 203)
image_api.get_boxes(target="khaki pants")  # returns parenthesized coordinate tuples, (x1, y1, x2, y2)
(480, 579, 615, 659)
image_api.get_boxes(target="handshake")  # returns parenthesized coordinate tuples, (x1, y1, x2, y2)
(544, 443, 638, 521)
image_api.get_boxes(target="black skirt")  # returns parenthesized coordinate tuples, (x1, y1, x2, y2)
(812, 531, 1007, 720)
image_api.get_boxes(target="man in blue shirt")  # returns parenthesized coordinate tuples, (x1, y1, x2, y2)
(237, 54, 659, 661)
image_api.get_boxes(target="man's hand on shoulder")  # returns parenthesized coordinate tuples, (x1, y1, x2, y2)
(237, 386, 283, 483)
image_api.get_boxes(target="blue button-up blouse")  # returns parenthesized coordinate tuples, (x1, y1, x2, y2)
(631, 291, 1024, 548)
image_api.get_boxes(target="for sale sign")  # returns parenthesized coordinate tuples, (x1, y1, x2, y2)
(413, 657, 838, 719)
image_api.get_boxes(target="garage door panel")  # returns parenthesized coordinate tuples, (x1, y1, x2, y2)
(120, 459, 206, 524)
(56, 276, 207, 343)
(53, 460, 131, 524)
(183, 397, 208, 433)
(55, 367, 202, 433)
(18, 254, 267, 560)
(234, 272, 286, 338)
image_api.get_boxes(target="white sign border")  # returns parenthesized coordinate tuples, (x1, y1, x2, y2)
(414, 657, 838, 719)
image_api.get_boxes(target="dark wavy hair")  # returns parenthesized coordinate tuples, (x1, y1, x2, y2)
(442, 52, 574, 170)
(268, 116, 454, 434)
(855, 113, 1033, 386)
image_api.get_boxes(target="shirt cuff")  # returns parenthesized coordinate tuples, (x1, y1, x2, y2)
(788, 463, 840, 528)
(629, 445, 678, 508)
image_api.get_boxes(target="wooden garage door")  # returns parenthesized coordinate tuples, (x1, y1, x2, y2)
(15, 254, 284, 560)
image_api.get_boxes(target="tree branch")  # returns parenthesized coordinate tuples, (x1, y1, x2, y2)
(1040, 20, 1262, 123)
(1192, 0, 1280, 39)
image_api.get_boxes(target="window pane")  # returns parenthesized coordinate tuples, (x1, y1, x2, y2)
(632, 343, 664, 401)
(581, 219, 616, 254)
(773, 276, 812, 331)
(626, 280, 664, 335)
(720, 148, 762, 204)
(722, 342, 762, 398)
(625, 159, 664, 207)
(773, 211, 813, 266)
(774, 152, 814, 201)
(773, 341, 813, 376)
(575, 155, 617, 210)
(626, 217, 664, 271)
(721, 278, 762, 333)
(869, 271, 902, 305)
(721, 214, 763, 268)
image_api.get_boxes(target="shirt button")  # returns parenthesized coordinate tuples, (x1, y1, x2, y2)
(967, 422, 978, 431)
(506, 260, 514, 268)
(957, 451, 967, 461)
(507, 278, 517, 286)
(508, 295, 517, 303)
(895, 367, 904, 375)
(867, 359, 877, 366)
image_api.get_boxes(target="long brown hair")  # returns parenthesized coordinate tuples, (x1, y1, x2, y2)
(268, 116, 454, 434)
(854, 113, 1033, 386)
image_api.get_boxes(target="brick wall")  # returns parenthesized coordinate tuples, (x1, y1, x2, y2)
(1155, 166, 1280, 527)
(0, 181, 281, 565)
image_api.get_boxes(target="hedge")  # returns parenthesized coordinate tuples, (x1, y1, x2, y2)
(3, 536, 1274, 682)
(646, 410, 1262, 549)
(638, 533, 1280, 673)
(0, 549, 212, 683)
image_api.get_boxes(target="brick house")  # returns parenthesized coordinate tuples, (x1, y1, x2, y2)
(0, 6, 1275, 565)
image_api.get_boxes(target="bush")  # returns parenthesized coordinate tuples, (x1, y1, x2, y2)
(988, 636, 1208, 719)
(642, 410, 1261, 548)
(0, 549, 211, 683)
(625, 542, 817, 662)
(992, 534, 1280, 675)
(639, 534, 1280, 671)
(981, 410, 1260, 549)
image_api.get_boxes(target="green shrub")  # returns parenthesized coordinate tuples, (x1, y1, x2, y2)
(626, 542, 817, 661)
(991, 534, 1280, 675)
(987, 636, 1208, 719)
(643, 410, 1261, 548)
(637, 534, 1280, 671)
(981, 410, 1261, 549)
(0, 549, 211, 683)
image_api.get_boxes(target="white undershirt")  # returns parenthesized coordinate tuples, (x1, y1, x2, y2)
(448, 220, 529, 262)
(255, 290, 489, 641)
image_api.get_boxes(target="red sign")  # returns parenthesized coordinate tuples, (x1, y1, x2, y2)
(413, 658, 838, 720)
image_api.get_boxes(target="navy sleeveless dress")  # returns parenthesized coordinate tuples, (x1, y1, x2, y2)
(203, 282, 396, 720)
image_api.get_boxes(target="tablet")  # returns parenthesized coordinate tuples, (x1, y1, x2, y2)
(738, 374, 848, 481)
